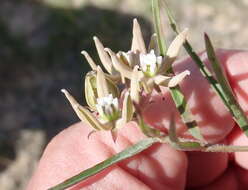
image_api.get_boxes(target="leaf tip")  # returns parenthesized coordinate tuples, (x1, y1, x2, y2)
(93, 36, 98, 41)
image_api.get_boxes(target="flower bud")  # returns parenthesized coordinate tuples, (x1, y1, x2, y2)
(85, 70, 120, 110)
(96, 94, 120, 122)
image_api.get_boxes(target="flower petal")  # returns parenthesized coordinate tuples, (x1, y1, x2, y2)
(96, 66, 109, 98)
(61, 89, 105, 130)
(93, 36, 114, 74)
(131, 18, 147, 54)
(122, 92, 134, 123)
(81, 51, 97, 70)
(85, 71, 98, 109)
(166, 28, 188, 63)
(148, 33, 158, 53)
(168, 70, 190, 87)
(153, 74, 171, 86)
(130, 66, 141, 103)
(105, 48, 133, 81)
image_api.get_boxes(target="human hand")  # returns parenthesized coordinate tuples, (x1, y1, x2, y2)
(27, 50, 248, 190)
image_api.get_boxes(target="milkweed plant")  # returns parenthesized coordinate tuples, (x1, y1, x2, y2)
(49, 0, 248, 189)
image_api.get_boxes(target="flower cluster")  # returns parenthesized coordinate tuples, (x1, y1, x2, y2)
(62, 18, 190, 140)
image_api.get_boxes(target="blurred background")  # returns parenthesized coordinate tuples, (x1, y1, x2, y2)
(1, 0, 248, 189)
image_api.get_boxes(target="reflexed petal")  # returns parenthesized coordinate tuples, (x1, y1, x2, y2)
(130, 66, 141, 103)
(153, 74, 171, 86)
(81, 51, 97, 70)
(61, 89, 105, 130)
(168, 70, 190, 87)
(166, 28, 188, 63)
(118, 51, 139, 68)
(131, 18, 147, 54)
(105, 48, 133, 81)
(93, 36, 114, 74)
(96, 66, 109, 98)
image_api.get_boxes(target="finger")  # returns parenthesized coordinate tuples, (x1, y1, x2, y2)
(198, 168, 239, 190)
(185, 151, 228, 188)
(27, 122, 187, 190)
(218, 49, 248, 115)
(217, 49, 248, 173)
(143, 50, 236, 143)
(233, 165, 248, 189)
(228, 126, 248, 170)
(111, 122, 188, 190)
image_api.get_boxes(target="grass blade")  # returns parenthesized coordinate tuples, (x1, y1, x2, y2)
(48, 137, 159, 190)
(162, 0, 227, 105)
(169, 86, 204, 140)
(205, 34, 248, 136)
(152, 0, 167, 54)
(167, 114, 248, 152)
(163, 0, 248, 136)
(152, 0, 203, 141)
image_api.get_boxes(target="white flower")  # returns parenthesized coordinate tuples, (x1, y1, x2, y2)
(139, 50, 162, 77)
(96, 94, 120, 122)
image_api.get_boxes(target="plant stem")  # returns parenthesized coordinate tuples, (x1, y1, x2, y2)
(163, 0, 248, 137)
(152, 0, 167, 54)
(152, 0, 203, 140)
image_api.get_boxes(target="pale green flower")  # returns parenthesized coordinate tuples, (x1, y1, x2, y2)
(139, 49, 162, 77)
(95, 94, 120, 122)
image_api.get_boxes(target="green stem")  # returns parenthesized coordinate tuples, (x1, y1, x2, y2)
(169, 86, 203, 140)
(163, 0, 248, 137)
(152, 0, 167, 54)
(152, 0, 203, 140)
(48, 137, 159, 190)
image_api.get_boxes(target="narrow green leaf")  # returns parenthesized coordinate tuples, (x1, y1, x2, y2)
(137, 114, 161, 137)
(48, 137, 159, 190)
(168, 115, 203, 150)
(167, 116, 248, 152)
(153, 0, 203, 141)
(169, 87, 204, 141)
(152, 0, 166, 55)
(162, 0, 228, 106)
(205, 34, 248, 136)
(164, 0, 248, 137)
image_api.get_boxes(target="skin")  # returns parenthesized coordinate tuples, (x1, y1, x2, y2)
(27, 50, 248, 190)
